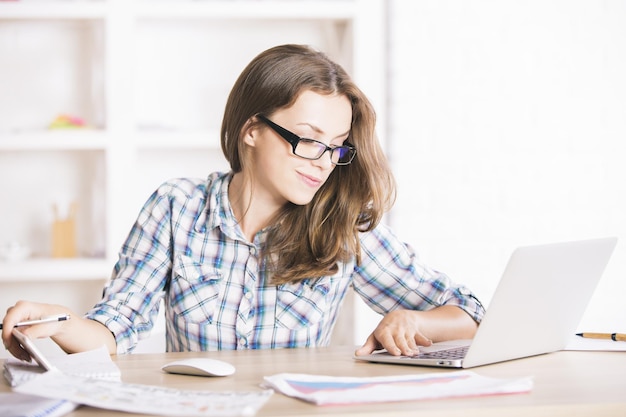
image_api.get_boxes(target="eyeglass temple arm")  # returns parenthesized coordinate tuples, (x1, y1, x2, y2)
(257, 114, 300, 150)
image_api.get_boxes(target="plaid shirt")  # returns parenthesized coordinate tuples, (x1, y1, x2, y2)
(86, 172, 484, 353)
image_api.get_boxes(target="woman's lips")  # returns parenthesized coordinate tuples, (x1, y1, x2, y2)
(298, 171, 322, 188)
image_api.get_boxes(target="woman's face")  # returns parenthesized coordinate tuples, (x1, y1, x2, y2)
(245, 90, 352, 209)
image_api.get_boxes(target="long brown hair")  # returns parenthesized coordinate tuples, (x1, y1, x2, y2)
(221, 44, 396, 284)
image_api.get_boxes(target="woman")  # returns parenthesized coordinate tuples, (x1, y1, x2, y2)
(2, 44, 484, 361)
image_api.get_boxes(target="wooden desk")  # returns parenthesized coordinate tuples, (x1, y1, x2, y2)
(3, 347, 626, 416)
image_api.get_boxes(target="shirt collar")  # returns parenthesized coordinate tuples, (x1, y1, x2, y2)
(206, 171, 270, 246)
(205, 172, 238, 238)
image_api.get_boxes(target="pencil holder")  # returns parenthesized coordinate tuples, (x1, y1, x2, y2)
(52, 202, 77, 258)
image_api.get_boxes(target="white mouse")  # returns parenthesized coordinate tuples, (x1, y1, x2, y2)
(161, 357, 236, 377)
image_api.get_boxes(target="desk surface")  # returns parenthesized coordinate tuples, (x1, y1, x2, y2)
(3, 346, 626, 417)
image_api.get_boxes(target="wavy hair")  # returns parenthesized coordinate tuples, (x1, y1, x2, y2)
(221, 44, 396, 284)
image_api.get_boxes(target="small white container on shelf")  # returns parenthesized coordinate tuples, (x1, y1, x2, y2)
(0, 242, 31, 263)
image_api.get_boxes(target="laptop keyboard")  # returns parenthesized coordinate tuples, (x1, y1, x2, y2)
(413, 345, 469, 360)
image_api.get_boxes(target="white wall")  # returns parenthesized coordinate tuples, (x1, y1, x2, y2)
(351, 0, 626, 342)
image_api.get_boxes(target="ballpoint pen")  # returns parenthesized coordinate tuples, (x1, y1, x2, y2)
(576, 332, 626, 342)
(0, 314, 70, 330)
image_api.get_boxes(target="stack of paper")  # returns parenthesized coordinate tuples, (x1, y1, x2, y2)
(3, 345, 121, 387)
(262, 371, 533, 406)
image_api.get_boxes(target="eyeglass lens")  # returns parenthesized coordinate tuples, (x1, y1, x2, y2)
(295, 139, 354, 165)
(257, 114, 356, 165)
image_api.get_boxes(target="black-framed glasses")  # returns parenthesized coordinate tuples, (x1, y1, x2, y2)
(257, 114, 356, 165)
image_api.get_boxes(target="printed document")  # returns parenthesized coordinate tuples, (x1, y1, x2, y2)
(262, 371, 533, 406)
(15, 370, 272, 417)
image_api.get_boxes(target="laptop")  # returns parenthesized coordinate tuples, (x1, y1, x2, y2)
(354, 237, 618, 368)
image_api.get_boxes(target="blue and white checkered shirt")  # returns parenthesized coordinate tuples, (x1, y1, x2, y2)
(86, 172, 484, 353)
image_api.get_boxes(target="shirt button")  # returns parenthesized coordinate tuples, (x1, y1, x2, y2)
(239, 337, 247, 346)
(244, 291, 253, 300)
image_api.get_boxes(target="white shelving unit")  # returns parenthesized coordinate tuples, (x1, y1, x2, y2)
(0, 0, 385, 346)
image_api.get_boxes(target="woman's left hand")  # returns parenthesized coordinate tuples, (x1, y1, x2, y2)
(354, 309, 432, 356)
(354, 305, 478, 356)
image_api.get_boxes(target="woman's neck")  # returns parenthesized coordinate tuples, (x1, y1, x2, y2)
(228, 172, 281, 242)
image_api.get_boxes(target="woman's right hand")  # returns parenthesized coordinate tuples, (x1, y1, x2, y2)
(2, 300, 75, 362)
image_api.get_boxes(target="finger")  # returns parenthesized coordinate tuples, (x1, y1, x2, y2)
(354, 333, 381, 356)
(6, 334, 32, 362)
(2, 303, 27, 351)
(20, 319, 67, 340)
(376, 331, 402, 356)
(2, 305, 15, 342)
(414, 332, 433, 347)
(406, 333, 423, 355)
(393, 333, 420, 357)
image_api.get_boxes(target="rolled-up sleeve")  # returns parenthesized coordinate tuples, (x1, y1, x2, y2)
(353, 224, 485, 323)
(85, 181, 177, 354)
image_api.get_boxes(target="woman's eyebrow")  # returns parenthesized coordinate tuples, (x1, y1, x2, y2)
(297, 123, 351, 139)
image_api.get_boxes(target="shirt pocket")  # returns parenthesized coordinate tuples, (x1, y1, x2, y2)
(274, 278, 331, 329)
(170, 254, 222, 324)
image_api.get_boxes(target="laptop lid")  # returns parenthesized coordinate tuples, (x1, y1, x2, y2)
(355, 237, 618, 368)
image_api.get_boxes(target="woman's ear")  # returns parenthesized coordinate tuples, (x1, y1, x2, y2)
(242, 117, 260, 147)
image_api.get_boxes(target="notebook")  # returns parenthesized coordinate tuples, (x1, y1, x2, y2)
(4, 330, 121, 387)
(354, 237, 618, 368)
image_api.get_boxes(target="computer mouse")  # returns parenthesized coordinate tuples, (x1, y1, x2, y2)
(161, 357, 236, 377)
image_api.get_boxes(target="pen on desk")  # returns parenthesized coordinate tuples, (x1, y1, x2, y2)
(0, 314, 70, 330)
(576, 332, 626, 342)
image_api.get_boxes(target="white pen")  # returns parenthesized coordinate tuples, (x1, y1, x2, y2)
(0, 314, 70, 330)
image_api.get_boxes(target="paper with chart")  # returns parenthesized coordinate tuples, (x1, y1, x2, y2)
(15, 370, 272, 417)
(262, 371, 533, 406)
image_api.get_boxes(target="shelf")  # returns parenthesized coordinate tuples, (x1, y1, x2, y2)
(0, 2, 107, 20)
(134, 130, 221, 150)
(133, 1, 355, 20)
(0, 258, 111, 282)
(0, 130, 109, 151)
